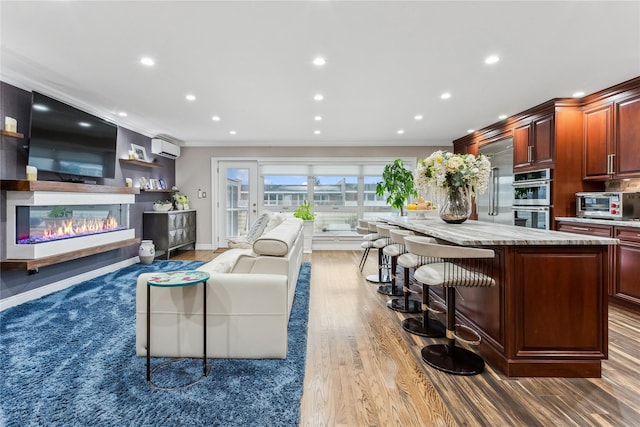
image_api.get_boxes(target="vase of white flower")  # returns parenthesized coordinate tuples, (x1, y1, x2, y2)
(440, 186, 471, 224)
(415, 150, 491, 224)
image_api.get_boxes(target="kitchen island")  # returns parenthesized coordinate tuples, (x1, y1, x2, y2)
(386, 216, 618, 378)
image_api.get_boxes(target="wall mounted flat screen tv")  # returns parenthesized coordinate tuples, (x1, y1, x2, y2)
(28, 92, 118, 180)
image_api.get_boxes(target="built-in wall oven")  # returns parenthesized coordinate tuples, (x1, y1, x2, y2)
(512, 168, 551, 230)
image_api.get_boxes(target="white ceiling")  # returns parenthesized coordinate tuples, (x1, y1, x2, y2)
(1, 1, 639, 147)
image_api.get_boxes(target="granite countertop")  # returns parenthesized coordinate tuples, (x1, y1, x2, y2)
(555, 217, 640, 229)
(386, 217, 619, 246)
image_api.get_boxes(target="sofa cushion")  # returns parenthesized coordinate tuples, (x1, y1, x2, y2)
(246, 211, 273, 241)
(253, 218, 303, 256)
(227, 236, 253, 249)
(262, 212, 287, 235)
(198, 248, 254, 274)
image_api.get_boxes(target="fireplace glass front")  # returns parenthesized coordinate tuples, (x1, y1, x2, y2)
(15, 204, 129, 245)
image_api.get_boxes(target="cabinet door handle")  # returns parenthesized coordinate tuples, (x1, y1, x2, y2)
(607, 154, 615, 175)
(528, 146, 533, 163)
(572, 226, 591, 231)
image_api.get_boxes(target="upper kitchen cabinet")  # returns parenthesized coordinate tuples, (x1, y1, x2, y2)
(583, 103, 612, 179)
(513, 113, 554, 171)
(583, 78, 640, 180)
(616, 93, 640, 178)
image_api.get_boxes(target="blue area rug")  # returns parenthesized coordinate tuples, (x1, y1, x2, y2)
(0, 261, 311, 426)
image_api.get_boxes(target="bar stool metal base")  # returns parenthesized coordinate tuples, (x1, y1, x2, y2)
(421, 343, 485, 376)
(387, 298, 421, 313)
(377, 284, 403, 296)
(401, 317, 445, 338)
(366, 273, 391, 284)
(148, 358, 211, 390)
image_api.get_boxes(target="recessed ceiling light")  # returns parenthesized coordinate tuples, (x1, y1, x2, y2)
(314, 130, 321, 135)
(78, 122, 91, 128)
(397, 129, 405, 135)
(485, 55, 500, 65)
(185, 94, 196, 101)
(118, 112, 128, 117)
(440, 92, 452, 100)
(414, 114, 423, 121)
(211, 115, 221, 122)
(572, 91, 585, 98)
(314, 94, 324, 101)
(467, 129, 475, 133)
(313, 57, 326, 66)
(498, 114, 507, 120)
(229, 130, 237, 135)
(314, 115, 323, 121)
(140, 57, 155, 66)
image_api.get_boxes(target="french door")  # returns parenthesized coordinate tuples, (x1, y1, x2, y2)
(214, 160, 259, 248)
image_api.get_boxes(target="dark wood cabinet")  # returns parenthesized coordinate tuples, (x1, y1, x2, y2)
(615, 94, 640, 178)
(143, 210, 196, 259)
(614, 226, 640, 308)
(513, 113, 554, 171)
(583, 103, 613, 179)
(555, 221, 613, 238)
(532, 114, 554, 166)
(584, 88, 640, 180)
(513, 124, 531, 169)
(556, 220, 640, 312)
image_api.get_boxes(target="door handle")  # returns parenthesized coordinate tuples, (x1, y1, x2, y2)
(528, 146, 533, 163)
(607, 154, 615, 175)
(488, 167, 499, 216)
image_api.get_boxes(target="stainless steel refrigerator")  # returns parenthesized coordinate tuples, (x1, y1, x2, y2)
(477, 137, 514, 225)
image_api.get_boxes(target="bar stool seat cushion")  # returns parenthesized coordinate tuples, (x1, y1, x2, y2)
(397, 253, 419, 268)
(361, 240, 376, 249)
(374, 238, 391, 249)
(383, 243, 403, 257)
(414, 263, 496, 288)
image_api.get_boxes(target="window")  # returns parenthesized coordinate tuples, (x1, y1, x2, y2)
(263, 175, 308, 207)
(259, 158, 415, 234)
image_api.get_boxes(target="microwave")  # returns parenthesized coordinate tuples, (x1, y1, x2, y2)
(576, 192, 640, 220)
(512, 168, 551, 206)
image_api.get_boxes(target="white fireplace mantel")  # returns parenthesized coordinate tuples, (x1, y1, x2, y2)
(2, 180, 140, 266)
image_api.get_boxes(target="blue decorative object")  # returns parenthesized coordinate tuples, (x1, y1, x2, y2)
(0, 261, 311, 426)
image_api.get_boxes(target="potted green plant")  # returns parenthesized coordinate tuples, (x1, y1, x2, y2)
(294, 200, 315, 253)
(173, 193, 190, 210)
(293, 200, 316, 221)
(376, 158, 418, 216)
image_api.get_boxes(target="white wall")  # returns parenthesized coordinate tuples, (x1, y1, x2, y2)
(175, 145, 450, 248)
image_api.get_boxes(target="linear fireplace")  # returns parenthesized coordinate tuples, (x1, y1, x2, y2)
(6, 188, 136, 260)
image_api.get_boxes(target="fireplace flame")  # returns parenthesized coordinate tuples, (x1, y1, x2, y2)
(41, 215, 121, 241)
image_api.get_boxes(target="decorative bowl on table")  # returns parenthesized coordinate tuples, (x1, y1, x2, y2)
(153, 203, 172, 212)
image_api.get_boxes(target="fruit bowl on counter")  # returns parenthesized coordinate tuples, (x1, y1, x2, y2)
(406, 197, 438, 218)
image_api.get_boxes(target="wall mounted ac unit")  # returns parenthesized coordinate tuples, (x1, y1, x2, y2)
(151, 138, 181, 159)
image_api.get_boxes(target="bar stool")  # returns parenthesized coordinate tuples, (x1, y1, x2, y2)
(400, 235, 446, 338)
(365, 221, 391, 284)
(357, 219, 374, 272)
(386, 229, 423, 313)
(375, 224, 402, 296)
(405, 236, 496, 376)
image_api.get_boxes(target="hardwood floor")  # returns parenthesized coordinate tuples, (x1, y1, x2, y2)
(171, 249, 640, 426)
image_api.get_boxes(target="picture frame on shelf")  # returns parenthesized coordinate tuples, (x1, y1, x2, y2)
(131, 144, 147, 162)
(158, 178, 167, 190)
(149, 178, 159, 190)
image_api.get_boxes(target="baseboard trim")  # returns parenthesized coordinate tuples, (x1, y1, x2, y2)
(0, 257, 140, 311)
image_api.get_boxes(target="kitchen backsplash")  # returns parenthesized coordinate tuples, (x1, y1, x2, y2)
(606, 179, 640, 192)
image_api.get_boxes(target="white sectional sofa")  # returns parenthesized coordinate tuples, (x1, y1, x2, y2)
(135, 215, 304, 359)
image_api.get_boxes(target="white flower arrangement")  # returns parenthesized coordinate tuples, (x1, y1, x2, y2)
(415, 150, 491, 206)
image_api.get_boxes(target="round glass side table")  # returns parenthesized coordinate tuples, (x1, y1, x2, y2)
(146, 270, 211, 390)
